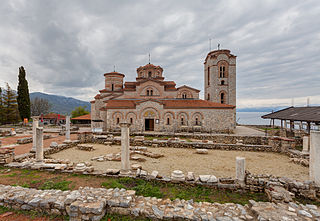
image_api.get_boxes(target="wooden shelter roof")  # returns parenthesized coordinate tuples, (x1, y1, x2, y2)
(261, 106, 320, 123)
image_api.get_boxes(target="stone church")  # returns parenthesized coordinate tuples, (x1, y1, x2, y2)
(91, 49, 236, 133)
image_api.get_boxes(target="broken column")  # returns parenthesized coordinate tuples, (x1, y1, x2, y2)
(120, 122, 131, 175)
(310, 131, 320, 184)
(302, 136, 309, 153)
(31, 116, 39, 152)
(36, 127, 44, 162)
(65, 116, 71, 142)
(236, 157, 246, 183)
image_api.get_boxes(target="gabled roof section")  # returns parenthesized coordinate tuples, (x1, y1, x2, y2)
(103, 99, 234, 110)
(177, 85, 200, 92)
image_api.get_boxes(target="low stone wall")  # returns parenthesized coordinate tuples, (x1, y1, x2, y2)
(0, 184, 319, 220)
(0, 147, 14, 165)
(78, 133, 297, 154)
(16, 134, 52, 144)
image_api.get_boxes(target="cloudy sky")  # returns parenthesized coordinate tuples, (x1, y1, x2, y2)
(0, 0, 319, 108)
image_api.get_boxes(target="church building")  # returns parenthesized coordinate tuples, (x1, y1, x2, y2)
(91, 49, 236, 133)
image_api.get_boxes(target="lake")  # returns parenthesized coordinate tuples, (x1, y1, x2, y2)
(236, 112, 275, 125)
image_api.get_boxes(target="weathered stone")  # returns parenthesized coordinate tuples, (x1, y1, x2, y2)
(196, 149, 208, 154)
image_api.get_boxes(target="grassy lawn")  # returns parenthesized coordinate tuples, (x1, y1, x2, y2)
(0, 166, 268, 205)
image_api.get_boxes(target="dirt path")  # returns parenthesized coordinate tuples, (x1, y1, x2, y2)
(50, 144, 308, 181)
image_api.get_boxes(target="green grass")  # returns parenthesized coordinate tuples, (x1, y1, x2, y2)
(40, 180, 72, 191)
(102, 214, 150, 220)
(0, 205, 68, 220)
(100, 176, 267, 205)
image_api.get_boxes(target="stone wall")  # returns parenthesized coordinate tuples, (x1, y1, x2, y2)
(0, 183, 320, 221)
(0, 147, 14, 165)
(78, 132, 297, 154)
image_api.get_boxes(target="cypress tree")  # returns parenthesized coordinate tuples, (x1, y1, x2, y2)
(17, 66, 31, 120)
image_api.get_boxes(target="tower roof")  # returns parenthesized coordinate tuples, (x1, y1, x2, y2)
(103, 71, 125, 77)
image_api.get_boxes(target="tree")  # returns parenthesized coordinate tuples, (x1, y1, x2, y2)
(2, 83, 19, 124)
(30, 97, 52, 116)
(71, 106, 89, 118)
(17, 66, 31, 120)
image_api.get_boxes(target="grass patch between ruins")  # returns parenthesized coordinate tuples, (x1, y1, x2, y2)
(0, 167, 270, 205)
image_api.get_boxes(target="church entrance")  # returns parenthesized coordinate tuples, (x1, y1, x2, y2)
(145, 119, 154, 131)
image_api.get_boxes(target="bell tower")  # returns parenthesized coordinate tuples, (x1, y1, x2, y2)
(204, 49, 236, 106)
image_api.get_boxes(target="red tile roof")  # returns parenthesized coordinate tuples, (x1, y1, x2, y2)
(163, 100, 234, 109)
(104, 99, 234, 109)
(72, 114, 91, 120)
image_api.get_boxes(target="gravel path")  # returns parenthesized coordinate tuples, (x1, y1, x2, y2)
(49, 144, 308, 181)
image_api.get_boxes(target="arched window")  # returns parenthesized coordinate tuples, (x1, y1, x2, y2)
(167, 117, 170, 125)
(207, 67, 210, 85)
(148, 71, 152, 78)
(111, 84, 114, 91)
(116, 117, 120, 124)
(219, 66, 226, 78)
(150, 90, 153, 96)
(130, 118, 133, 124)
(221, 93, 225, 104)
(221, 80, 225, 85)
(182, 93, 187, 99)
(147, 90, 150, 96)
(207, 93, 210, 101)
(181, 117, 184, 125)
(195, 117, 199, 125)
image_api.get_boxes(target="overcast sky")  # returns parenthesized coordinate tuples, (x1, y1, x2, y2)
(0, 0, 319, 108)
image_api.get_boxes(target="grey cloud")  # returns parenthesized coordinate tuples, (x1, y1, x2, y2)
(0, 0, 319, 108)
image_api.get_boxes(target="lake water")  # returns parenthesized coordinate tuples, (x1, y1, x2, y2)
(236, 112, 274, 125)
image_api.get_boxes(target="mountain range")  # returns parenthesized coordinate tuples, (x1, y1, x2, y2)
(30, 92, 91, 115)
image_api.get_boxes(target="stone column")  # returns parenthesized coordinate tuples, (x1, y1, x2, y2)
(31, 116, 39, 152)
(302, 136, 309, 153)
(310, 131, 320, 184)
(65, 116, 71, 142)
(236, 157, 246, 183)
(120, 122, 131, 174)
(35, 127, 44, 162)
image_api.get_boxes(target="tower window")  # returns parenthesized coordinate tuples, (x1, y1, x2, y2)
(221, 93, 225, 104)
(221, 80, 225, 85)
(219, 66, 226, 78)
(207, 93, 210, 101)
(111, 84, 114, 91)
(207, 67, 210, 86)
(167, 117, 170, 125)
(116, 117, 120, 124)
(148, 71, 152, 78)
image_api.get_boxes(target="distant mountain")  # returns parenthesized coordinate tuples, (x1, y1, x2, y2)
(237, 106, 288, 113)
(30, 92, 90, 115)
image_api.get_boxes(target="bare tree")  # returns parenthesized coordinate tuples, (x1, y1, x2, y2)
(30, 97, 52, 116)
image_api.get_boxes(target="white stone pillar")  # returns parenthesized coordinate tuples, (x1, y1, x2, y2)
(302, 136, 309, 153)
(310, 131, 320, 184)
(31, 117, 39, 152)
(120, 122, 131, 174)
(36, 127, 44, 162)
(236, 157, 246, 183)
(65, 116, 71, 142)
